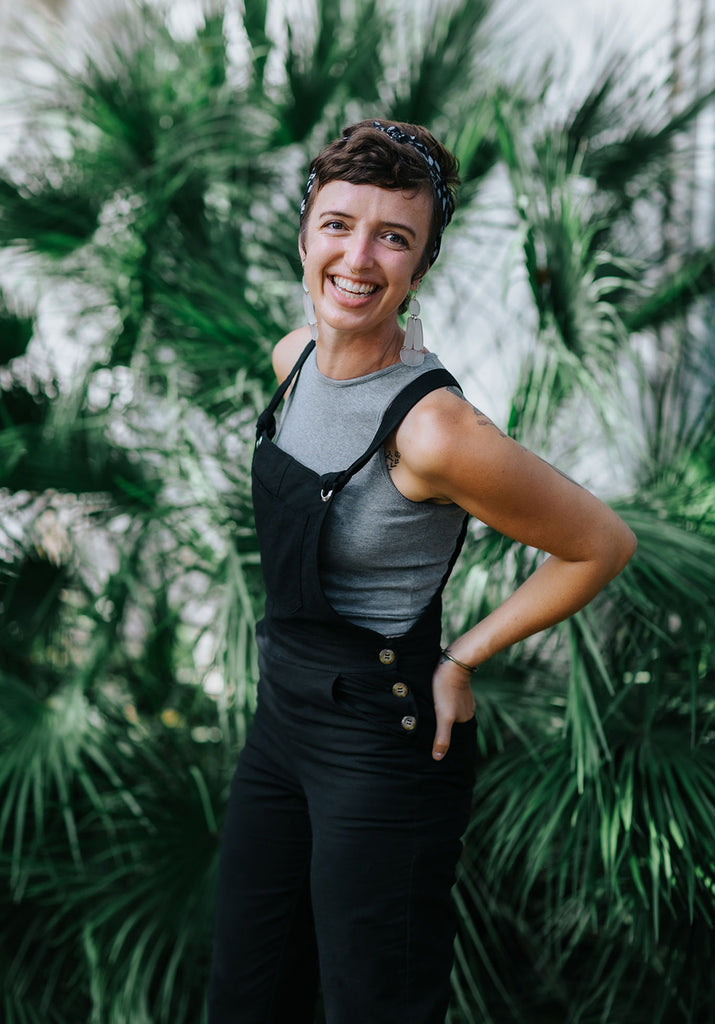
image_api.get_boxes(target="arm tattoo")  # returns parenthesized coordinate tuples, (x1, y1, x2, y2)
(530, 450, 583, 487)
(446, 386, 507, 437)
(446, 385, 469, 404)
(385, 448, 401, 471)
(444, 389, 581, 486)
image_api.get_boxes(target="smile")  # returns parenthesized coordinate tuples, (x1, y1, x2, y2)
(330, 275, 379, 297)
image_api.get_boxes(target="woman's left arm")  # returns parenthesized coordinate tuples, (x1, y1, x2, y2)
(393, 388, 637, 760)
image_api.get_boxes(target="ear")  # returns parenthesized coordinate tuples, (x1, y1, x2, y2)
(298, 233, 307, 264)
(411, 259, 430, 288)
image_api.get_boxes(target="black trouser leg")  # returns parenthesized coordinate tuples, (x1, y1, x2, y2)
(207, 712, 319, 1024)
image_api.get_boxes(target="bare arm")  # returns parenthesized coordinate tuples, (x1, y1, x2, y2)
(391, 388, 637, 759)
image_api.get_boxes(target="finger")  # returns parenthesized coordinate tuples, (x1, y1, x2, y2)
(432, 718, 453, 761)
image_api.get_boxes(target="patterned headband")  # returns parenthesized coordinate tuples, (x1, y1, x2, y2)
(299, 121, 452, 266)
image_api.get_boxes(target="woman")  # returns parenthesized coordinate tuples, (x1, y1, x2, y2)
(208, 120, 636, 1024)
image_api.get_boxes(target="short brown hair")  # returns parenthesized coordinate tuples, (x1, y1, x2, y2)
(299, 119, 460, 278)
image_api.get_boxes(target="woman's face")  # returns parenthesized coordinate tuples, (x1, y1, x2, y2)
(300, 180, 432, 342)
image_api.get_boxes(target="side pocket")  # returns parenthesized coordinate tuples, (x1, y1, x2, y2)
(451, 715, 477, 732)
(449, 715, 478, 752)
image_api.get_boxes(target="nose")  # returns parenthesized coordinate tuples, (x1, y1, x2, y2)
(344, 229, 374, 273)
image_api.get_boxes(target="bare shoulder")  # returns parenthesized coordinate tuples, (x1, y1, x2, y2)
(395, 384, 508, 472)
(272, 326, 312, 383)
(390, 380, 635, 566)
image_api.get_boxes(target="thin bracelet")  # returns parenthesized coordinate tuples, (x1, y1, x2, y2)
(441, 648, 478, 674)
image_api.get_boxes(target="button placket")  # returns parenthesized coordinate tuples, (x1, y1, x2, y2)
(375, 648, 419, 734)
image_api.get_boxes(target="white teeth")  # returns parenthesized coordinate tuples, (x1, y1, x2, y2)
(332, 276, 377, 295)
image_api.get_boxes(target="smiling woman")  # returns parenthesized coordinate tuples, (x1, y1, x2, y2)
(207, 119, 636, 1024)
(298, 180, 433, 373)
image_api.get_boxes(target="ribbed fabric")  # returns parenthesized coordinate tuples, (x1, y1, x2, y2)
(275, 349, 466, 634)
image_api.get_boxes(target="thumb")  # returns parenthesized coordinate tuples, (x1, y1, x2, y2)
(432, 713, 453, 761)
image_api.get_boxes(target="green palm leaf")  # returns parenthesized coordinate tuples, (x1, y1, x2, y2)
(623, 246, 715, 332)
(0, 297, 33, 365)
(281, 0, 384, 144)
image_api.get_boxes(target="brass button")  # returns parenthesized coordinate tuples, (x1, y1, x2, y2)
(378, 648, 396, 665)
(401, 715, 417, 732)
(392, 682, 409, 698)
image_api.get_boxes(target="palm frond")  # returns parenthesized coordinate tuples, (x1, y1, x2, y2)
(389, 0, 493, 127)
(623, 246, 715, 332)
(583, 87, 715, 199)
(0, 551, 69, 663)
(0, 408, 163, 505)
(0, 176, 101, 256)
(280, 0, 384, 144)
(613, 503, 715, 619)
(0, 296, 34, 365)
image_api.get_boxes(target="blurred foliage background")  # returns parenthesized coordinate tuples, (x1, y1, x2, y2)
(0, 0, 713, 1021)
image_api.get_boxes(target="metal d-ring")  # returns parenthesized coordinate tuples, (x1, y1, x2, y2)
(320, 487, 333, 502)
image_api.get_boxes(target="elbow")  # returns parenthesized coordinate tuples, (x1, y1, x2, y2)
(612, 522, 637, 575)
(590, 515, 637, 581)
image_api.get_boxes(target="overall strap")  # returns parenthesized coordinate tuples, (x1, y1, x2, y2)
(256, 340, 316, 440)
(320, 368, 459, 498)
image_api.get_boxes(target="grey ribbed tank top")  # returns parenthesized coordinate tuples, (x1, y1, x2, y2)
(275, 348, 467, 635)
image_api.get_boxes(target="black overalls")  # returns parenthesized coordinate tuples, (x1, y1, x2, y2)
(208, 342, 477, 1024)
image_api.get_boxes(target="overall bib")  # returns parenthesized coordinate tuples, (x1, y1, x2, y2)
(208, 342, 477, 1024)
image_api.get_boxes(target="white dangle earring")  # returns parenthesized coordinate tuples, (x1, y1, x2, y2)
(400, 292, 425, 366)
(302, 277, 319, 341)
